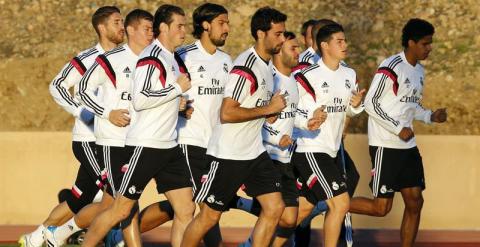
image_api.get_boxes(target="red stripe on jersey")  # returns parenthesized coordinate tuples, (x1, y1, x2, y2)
(292, 62, 311, 73)
(230, 66, 258, 95)
(96, 55, 117, 88)
(377, 67, 399, 95)
(294, 73, 316, 102)
(137, 57, 167, 87)
(71, 57, 87, 75)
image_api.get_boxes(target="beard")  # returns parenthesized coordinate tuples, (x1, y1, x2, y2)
(210, 33, 227, 47)
(106, 30, 124, 44)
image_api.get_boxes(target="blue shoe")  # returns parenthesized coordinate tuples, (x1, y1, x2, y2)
(105, 229, 124, 247)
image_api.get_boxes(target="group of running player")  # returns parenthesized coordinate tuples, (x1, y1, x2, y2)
(19, 3, 447, 247)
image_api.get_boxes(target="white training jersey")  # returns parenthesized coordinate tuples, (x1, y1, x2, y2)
(79, 44, 138, 147)
(293, 46, 321, 73)
(49, 44, 105, 142)
(294, 58, 364, 158)
(176, 40, 233, 148)
(262, 66, 299, 164)
(126, 39, 189, 149)
(365, 51, 432, 149)
(207, 47, 274, 160)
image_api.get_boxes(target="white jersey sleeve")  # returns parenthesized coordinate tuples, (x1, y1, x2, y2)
(132, 55, 182, 111)
(49, 57, 85, 117)
(78, 55, 110, 119)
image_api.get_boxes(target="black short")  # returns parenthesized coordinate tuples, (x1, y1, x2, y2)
(274, 160, 299, 207)
(179, 144, 208, 194)
(369, 146, 425, 198)
(194, 152, 281, 211)
(68, 142, 104, 213)
(96, 145, 131, 197)
(118, 145, 192, 200)
(292, 152, 347, 203)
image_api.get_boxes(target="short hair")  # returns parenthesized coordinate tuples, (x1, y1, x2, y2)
(153, 4, 185, 38)
(284, 31, 296, 40)
(91, 6, 121, 36)
(300, 19, 317, 37)
(312, 19, 338, 45)
(401, 18, 435, 48)
(250, 7, 287, 40)
(124, 9, 153, 36)
(192, 3, 228, 39)
(316, 23, 344, 51)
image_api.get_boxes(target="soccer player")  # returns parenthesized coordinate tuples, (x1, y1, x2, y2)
(181, 7, 288, 247)
(292, 23, 365, 247)
(18, 6, 124, 247)
(300, 19, 317, 49)
(80, 4, 194, 247)
(349, 18, 447, 247)
(127, 3, 232, 247)
(296, 19, 337, 72)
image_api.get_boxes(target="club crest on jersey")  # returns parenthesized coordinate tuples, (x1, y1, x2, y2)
(345, 79, 351, 89)
(197, 65, 206, 72)
(223, 63, 229, 73)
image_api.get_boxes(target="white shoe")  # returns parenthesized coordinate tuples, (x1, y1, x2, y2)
(18, 234, 35, 247)
(44, 226, 65, 247)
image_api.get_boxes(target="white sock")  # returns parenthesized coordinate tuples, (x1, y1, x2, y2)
(29, 225, 45, 246)
(54, 218, 82, 241)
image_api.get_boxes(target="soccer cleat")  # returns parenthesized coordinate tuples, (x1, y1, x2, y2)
(44, 226, 65, 247)
(18, 234, 35, 247)
(105, 229, 124, 247)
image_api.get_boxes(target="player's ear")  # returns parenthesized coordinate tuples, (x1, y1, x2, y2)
(160, 22, 169, 33)
(202, 21, 210, 32)
(257, 30, 266, 40)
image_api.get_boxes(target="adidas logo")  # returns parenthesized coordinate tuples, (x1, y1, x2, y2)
(198, 65, 206, 72)
(405, 78, 410, 84)
(123, 67, 131, 73)
(321, 82, 329, 88)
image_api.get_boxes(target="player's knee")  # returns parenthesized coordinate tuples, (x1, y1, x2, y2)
(330, 195, 350, 215)
(199, 207, 222, 227)
(279, 212, 297, 228)
(405, 195, 423, 214)
(373, 201, 391, 217)
(262, 201, 285, 219)
(175, 203, 195, 223)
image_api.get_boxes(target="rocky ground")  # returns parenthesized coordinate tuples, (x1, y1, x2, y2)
(0, 0, 478, 134)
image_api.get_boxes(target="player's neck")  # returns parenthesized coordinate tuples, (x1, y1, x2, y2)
(157, 37, 175, 53)
(312, 42, 318, 52)
(199, 36, 217, 55)
(273, 58, 291, 76)
(98, 37, 118, 52)
(254, 43, 271, 63)
(322, 55, 340, 71)
(404, 49, 418, 67)
(128, 40, 146, 56)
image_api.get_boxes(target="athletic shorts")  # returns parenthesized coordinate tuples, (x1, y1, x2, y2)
(292, 152, 347, 203)
(67, 142, 104, 213)
(118, 145, 192, 200)
(369, 146, 425, 198)
(194, 152, 281, 211)
(96, 145, 131, 197)
(274, 160, 299, 207)
(179, 144, 208, 194)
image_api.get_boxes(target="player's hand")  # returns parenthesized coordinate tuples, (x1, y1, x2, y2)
(430, 108, 447, 123)
(109, 109, 130, 127)
(398, 127, 414, 142)
(179, 96, 187, 111)
(266, 114, 278, 124)
(312, 105, 327, 124)
(307, 118, 323, 131)
(176, 74, 191, 93)
(350, 89, 366, 108)
(279, 135, 293, 148)
(268, 91, 287, 114)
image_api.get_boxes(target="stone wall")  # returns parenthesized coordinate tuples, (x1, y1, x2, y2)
(1, 0, 478, 134)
